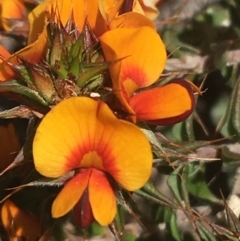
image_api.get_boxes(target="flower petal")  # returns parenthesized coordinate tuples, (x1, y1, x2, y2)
(0, 27, 47, 80)
(89, 168, 116, 226)
(102, 119, 152, 190)
(33, 97, 113, 177)
(130, 79, 195, 124)
(99, 26, 166, 96)
(33, 97, 96, 177)
(33, 97, 152, 191)
(52, 169, 90, 218)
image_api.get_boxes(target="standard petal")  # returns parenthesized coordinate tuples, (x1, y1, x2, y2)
(130, 79, 195, 124)
(52, 169, 90, 218)
(33, 97, 152, 189)
(88, 168, 116, 226)
(99, 27, 166, 97)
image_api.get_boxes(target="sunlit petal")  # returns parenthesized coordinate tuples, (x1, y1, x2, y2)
(102, 118, 152, 190)
(33, 97, 102, 177)
(0, 27, 47, 80)
(100, 27, 166, 97)
(130, 79, 195, 124)
(52, 169, 90, 218)
(89, 168, 116, 225)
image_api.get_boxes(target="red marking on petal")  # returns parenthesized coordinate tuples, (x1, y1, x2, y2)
(121, 64, 148, 97)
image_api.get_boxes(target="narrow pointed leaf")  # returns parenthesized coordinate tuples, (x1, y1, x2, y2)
(27, 172, 74, 187)
(69, 56, 81, 76)
(0, 80, 48, 105)
(29, 66, 56, 104)
(77, 63, 110, 87)
(217, 76, 240, 137)
(167, 165, 185, 204)
(209, 222, 240, 241)
(140, 127, 162, 149)
(109, 205, 125, 241)
(186, 163, 221, 204)
(195, 222, 219, 241)
(164, 209, 181, 241)
(0, 106, 33, 119)
(222, 144, 240, 171)
(70, 34, 84, 59)
(222, 195, 240, 233)
(137, 181, 178, 208)
(10, 64, 35, 88)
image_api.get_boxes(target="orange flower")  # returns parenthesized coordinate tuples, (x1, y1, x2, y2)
(1, 199, 41, 241)
(100, 26, 195, 125)
(33, 97, 152, 227)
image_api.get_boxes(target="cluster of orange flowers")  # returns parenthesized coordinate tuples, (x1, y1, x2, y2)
(0, 0, 194, 240)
